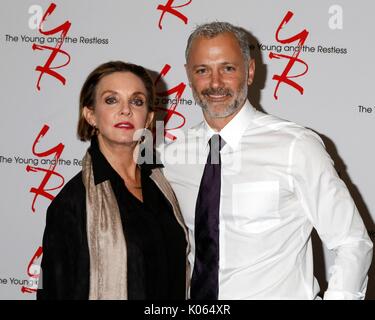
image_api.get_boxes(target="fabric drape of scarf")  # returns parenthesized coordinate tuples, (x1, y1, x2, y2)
(82, 152, 128, 299)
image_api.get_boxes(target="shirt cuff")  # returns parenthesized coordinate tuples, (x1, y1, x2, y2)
(323, 290, 365, 300)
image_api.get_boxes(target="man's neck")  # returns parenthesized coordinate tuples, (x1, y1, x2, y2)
(204, 104, 245, 132)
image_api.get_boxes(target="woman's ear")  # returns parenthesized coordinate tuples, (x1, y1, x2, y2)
(83, 106, 96, 127)
(146, 111, 155, 130)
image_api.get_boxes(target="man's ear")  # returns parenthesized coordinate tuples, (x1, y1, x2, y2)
(247, 59, 256, 86)
(185, 63, 192, 87)
(83, 106, 96, 127)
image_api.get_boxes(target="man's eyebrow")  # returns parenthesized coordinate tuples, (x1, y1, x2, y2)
(191, 61, 237, 68)
(191, 64, 208, 69)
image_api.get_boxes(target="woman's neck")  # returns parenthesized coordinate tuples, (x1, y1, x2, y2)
(97, 136, 139, 182)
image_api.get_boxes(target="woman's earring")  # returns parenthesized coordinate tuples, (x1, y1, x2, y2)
(138, 128, 146, 144)
(91, 123, 99, 136)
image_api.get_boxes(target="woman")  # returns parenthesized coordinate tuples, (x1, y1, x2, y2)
(37, 61, 189, 300)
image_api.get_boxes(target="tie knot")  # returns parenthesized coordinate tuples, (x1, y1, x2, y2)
(209, 134, 225, 152)
(208, 135, 225, 165)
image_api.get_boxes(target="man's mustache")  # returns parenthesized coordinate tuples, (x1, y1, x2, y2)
(201, 88, 233, 97)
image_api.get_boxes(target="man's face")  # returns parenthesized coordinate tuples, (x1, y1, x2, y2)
(185, 32, 255, 120)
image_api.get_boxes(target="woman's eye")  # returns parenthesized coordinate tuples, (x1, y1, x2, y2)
(130, 98, 145, 106)
(105, 96, 117, 104)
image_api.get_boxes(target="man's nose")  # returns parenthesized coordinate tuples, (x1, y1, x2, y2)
(210, 69, 224, 88)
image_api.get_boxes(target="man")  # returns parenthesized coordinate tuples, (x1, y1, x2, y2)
(161, 22, 373, 299)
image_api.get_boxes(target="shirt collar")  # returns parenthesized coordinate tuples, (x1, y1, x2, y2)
(202, 100, 256, 151)
(88, 136, 120, 185)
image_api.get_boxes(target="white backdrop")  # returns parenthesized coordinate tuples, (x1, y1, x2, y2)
(0, 0, 374, 299)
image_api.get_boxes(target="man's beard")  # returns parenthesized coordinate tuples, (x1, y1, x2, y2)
(192, 80, 248, 119)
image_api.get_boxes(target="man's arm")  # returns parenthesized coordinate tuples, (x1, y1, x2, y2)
(292, 131, 373, 299)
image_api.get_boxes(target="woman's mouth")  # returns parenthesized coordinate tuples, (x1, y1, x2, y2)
(114, 122, 134, 129)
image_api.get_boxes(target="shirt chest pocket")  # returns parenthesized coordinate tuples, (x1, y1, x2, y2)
(232, 181, 280, 233)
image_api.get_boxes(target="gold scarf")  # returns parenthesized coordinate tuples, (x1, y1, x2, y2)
(82, 152, 128, 300)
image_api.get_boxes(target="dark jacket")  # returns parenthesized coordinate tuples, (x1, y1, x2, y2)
(37, 139, 190, 299)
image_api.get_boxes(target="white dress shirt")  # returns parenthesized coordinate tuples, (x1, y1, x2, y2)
(161, 100, 373, 299)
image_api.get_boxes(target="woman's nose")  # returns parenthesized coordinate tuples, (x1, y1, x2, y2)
(120, 101, 131, 116)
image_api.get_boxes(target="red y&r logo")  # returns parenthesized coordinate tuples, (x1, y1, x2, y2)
(21, 246, 43, 294)
(269, 11, 309, 100)
(26, 124, 65, 213)
(157, 0, 192, 30)
(154, 64, 187, 141)
(32, 3, 71, 91)
(22, 125, 65, 294)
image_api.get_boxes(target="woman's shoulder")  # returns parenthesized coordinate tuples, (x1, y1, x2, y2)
(47, 171, 85, 217)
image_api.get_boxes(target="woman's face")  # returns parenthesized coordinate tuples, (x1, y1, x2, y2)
(84, 71, 153, 149)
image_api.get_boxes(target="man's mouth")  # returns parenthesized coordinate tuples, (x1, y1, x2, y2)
(202, 88, 232, 100)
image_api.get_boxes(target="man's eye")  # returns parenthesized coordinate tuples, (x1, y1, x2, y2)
(196, 68, 206, 74)
(105, 96, 117, 104)
(130, 98, 145, 106)
(224, 66, 235, 72)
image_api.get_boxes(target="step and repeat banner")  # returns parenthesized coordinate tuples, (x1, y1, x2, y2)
(0, 0, 374, 299)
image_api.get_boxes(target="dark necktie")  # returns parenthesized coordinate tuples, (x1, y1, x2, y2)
(190, 134, 225, 300)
